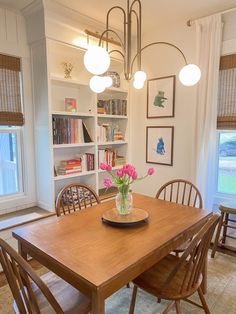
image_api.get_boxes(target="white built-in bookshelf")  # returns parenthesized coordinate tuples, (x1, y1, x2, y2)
(31, 38, 130, 211)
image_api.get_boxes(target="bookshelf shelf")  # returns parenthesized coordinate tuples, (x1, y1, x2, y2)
(97, 114, 128, 119)
(53, 170, 96, 181)
(50, 76, 86, 87)
(53, 143, 95, 149)
(98, 141, 128, 146)
(98, 166, 123, 173)
(52, 111, 94, 118)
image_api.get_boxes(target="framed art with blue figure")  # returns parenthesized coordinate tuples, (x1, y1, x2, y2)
(146, 126, 174, 166)
(147, 75, 175, 118)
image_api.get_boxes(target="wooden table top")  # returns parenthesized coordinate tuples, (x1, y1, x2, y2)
(13, 193, 211, 294)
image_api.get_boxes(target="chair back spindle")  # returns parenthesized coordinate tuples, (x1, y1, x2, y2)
(0, 239, 63, 313)
(56, 183, 100, 216)
(161, 215, 219, 295)
(156, 179, 203, 208)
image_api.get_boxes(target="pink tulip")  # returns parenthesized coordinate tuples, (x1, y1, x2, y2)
(132, 170, 138, 180)
(116, 169, 124, 177)
(100, 162, 108, 170)
(147, 167, 154, 176)
(104, 177, 113, 188)
(106, 164, 112, 171)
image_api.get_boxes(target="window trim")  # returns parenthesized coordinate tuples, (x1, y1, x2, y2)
(214, 129, 236, 203)
(0, 126, 24, 199)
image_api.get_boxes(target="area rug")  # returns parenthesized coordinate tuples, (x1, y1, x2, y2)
(1, 252, 236, 313)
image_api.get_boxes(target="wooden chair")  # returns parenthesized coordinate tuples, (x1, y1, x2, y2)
(0, 238, 90, 313)
(129, 214, 219, 314)
(156, 179, 203, 209)
(56, 183, 100, 216)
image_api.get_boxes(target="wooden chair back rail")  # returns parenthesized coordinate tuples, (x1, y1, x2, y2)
(161, 215, 219, 294)
(0, 239, 63, 314)
(156, 179, 203, 208)
(56, 183, 100, 216)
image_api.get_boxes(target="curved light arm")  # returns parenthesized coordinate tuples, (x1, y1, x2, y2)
(106, 6, 126, 51)
(109, 49, 125, 60)
(99, 29, 125, 50)
(130, 41, 188, 77)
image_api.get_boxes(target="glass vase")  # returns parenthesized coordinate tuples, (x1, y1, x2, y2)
(115, 191, 133, 215)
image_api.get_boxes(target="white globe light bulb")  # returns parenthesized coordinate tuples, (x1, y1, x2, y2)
(179, 64, 201, 86)
(133, 79, 144, 89)
(89, 76, 106, 93)
(84, 46, 110, 75)
(134, 70, 147, 82)
(103, 76, 113, 88)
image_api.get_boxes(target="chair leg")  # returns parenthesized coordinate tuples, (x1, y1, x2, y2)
(211, 211, 224, 258)
(129, 284, 138, 314)
(222, 213, 228, 244)
(163, 301, 175, 314)
(157, 297, 161, 303)
(197, 287, 210, 314)
(175, 300, 181, 314)
(126, 283, 130, 288)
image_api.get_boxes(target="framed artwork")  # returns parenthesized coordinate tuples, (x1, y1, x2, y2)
(146, 126, 174, 166)
(147, 75, 175, 118)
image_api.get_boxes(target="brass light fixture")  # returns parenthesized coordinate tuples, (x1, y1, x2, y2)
(84, 0, 201, 93)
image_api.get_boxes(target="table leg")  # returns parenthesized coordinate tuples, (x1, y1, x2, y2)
(201, 256, 207, 294)
(91, 291, 105, 314)
(18, 241, 27, 261)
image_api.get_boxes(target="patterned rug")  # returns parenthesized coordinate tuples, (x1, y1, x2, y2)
(1, 252, 236, 314)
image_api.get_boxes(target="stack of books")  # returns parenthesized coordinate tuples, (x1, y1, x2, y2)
(115, 155, 126, 166)
(97, 99, 127, 116)
(57, 154, 95, 176)
(57, 159, 82, 175)
(97, 123, 124, 142)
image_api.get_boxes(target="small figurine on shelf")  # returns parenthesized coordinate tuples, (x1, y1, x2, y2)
(62, 61, 73, 79)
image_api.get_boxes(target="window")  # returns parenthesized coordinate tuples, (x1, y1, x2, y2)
(0, 127, 22, 196)
(216, 54, 236, 198)
(217, 131, 236, 195)
(0, 53, 24, 198)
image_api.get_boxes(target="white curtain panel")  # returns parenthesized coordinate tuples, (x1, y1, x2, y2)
(195, 15, 223, 209)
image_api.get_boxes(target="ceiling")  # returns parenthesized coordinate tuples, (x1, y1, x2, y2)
(1, 0, 236, 31)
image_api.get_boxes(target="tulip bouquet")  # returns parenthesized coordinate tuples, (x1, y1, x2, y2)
(100, 163, 154, 214)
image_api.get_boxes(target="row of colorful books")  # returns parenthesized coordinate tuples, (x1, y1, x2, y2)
(98, 149, 126, 167)
(52, 117, 93, 145)
(56, 154, 95, 175)
(97, 123, 124, 142)
(97, 99, 127, 116)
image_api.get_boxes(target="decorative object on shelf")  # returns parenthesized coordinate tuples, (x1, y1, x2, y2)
(105, 71, 120, 88)
(83, 0, 201, 92)
(146, 126, 174, 166)
(147, 76, 175, 118)
(65, 98, 77, 112)
(100, 163, 154, 215)
(62, 61, 74, 79)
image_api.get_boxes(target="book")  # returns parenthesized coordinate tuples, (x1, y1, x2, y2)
(82, 122, 93, 142)
(65, 98, 77, 112)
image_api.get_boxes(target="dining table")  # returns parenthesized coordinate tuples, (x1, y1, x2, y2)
(13, 193, 212, 314)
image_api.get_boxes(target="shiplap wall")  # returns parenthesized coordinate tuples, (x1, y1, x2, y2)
(0, 6, 36, 214)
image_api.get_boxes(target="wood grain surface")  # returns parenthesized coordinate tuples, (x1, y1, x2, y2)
(13, 193, 212, 314)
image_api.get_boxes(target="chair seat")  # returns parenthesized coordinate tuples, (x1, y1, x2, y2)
(133, 254, 202, 300)
(32, 271, 90, 314)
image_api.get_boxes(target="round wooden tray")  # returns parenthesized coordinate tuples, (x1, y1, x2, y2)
(102, 208, 149, 227)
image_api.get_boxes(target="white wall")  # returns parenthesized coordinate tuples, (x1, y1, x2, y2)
(0, 6, 36, 213)
(130, 21, 198, 196)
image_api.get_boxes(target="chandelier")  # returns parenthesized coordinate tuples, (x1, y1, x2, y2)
(83, 0, 201, 93)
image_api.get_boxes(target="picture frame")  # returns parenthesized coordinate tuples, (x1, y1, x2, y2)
(147, 75, 175, 118)
(146, 126, 174, 166)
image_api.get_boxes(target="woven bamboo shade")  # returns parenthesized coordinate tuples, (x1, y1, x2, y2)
(217, 54, 236, 129)
(0, 54, 23, 126)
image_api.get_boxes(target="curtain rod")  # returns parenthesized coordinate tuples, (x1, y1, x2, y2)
(187, 6, 236, 26)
